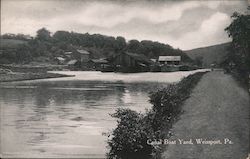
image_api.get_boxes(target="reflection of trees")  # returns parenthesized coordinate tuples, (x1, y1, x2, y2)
(0, 88, 28, 107)
(34, 86, 51, 107)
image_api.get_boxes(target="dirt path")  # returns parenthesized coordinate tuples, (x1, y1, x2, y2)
(162, 71, 249, 159)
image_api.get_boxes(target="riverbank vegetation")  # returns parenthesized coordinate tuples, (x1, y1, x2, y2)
(0, 71, 73, 82)
(107, 71, 208, 159)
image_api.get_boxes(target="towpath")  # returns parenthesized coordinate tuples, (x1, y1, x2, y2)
(162, 70, 249, 159)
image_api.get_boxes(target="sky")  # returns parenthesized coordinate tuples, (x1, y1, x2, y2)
(1, 0, 249, 50)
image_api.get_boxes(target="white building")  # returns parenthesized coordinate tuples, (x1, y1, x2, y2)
(158, 56, 181, 65)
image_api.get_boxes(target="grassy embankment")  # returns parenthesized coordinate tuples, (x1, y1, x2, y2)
(0, 65, 73, 82)
(107, 71, 208, 159)
(0, 72, 73, 82)
(162, 71, 249, 159)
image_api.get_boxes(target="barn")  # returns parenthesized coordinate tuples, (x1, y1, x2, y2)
(72, 49, 90, 63)
(112, 52, 153, 72)
(158, 56, 181, 65)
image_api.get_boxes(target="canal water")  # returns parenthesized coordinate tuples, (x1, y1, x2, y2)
(0, 70, 208, 158)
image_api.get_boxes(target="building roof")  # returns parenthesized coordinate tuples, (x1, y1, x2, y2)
(150, 59, 157, 62)
(76, 49, 90, 55)
(158, 56, 181, 62)
(91, 59, 108, 63)
(64, 51, 72, 55)
(67, 60, 78, 65)
(56, 57, 65, 61)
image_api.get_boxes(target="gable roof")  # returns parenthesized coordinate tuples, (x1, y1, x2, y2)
(90, 59, 108, 63)
(56, 57, 65, 61)
(67, 60, 78, 65)
(64, 51, 72, 55)
(158, 56, 181, 61)
(76, 49, 90, 55)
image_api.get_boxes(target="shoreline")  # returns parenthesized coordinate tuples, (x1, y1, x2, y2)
(162, 71, 249, 159)
(106, 71, 208, 158)
(0, 72, 74, 83)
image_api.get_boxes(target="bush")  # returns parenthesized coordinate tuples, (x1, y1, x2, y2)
(107, 72, 208, 159)
(107, 109, 153, 159)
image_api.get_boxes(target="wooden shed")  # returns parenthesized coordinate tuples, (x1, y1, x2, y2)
(111, 52, 153, 72)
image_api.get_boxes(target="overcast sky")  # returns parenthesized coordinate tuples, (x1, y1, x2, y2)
(1, 0, 249, 50)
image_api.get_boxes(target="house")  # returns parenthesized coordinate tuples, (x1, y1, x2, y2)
(55, 57, 65, 65)
(88, 59, 110, 71)
(67, 60, 81, 70)
(111, 52, 154, 72)
(64, 51, 72, 55)
(67, 59, 78, 65)
(73, 49, 90, 63)
(150, 58, 157, 63)
(158, 56, 181, 65)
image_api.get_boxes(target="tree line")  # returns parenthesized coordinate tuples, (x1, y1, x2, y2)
(0, 28, 191, 64)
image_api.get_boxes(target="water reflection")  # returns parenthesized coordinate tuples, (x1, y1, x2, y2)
(1, 79, 168, 158)
(0, 71, 206, 158)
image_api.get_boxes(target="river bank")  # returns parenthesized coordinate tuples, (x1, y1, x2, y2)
(106, 71, 208, 159)
(0, 72, 74, 82)
(162, 70, 249, 159)
(0, 71, 200, 158)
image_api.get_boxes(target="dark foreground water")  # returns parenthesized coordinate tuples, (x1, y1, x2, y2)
(0, 70, 208, 158)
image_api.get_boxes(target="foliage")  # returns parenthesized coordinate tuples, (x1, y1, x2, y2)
(0, 28, 192, 64)
(0, 33, 32, 41)
(224, 7, 250, 84)
(107, 109, 153, 159)
(107, 72, 207, 159)
(36, 28, 51, 41)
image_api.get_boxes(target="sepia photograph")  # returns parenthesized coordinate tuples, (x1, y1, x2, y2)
(0, 0, 249, 158)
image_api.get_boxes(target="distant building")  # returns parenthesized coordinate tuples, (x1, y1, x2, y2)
(158, 56, 181, 65)
(112, 52, 154, 72)
(73, 49, 90, 63)
(55, 57, 65, 65)
(67, 59, 78, 65)
(65, 51, 72, 55)
(67, 60, 80, 70)
(150, 59, 157, 63)
(64, 51, 73, 60)
(88, 59, 109, 71)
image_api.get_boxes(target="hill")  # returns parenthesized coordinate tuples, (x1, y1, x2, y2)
(0, 28, 192, 64)
(185, 42, 231, 67)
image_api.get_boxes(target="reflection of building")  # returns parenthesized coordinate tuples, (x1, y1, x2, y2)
(112, 52, 153, 72)
(158, 56, 181, 65)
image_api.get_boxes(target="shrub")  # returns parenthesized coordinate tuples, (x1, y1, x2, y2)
(107, 72, 208, 159)
(107, 109, 153, 159)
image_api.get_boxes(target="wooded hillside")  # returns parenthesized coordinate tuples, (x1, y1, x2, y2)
(185, 42, 231, 67)
(0, 28, 192, 64)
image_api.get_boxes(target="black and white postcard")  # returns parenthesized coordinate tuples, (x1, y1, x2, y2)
(0, 0, 249, 158)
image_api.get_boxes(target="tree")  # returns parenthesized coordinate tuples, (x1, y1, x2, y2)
(115, 36, 127, 51)
(225, 7, 250, 83)
(36, 28, 51, 41)
(127, 40, 141, 52)
(53, 31, 71, 42)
